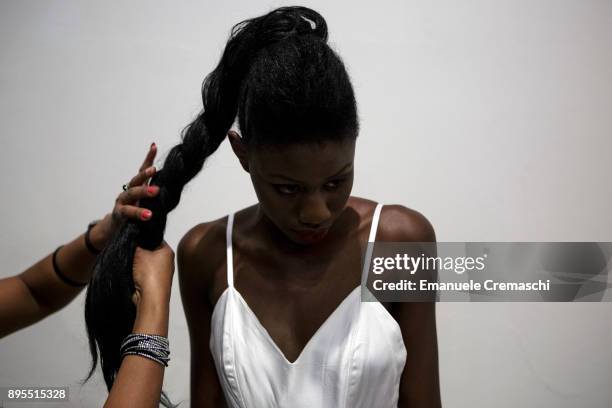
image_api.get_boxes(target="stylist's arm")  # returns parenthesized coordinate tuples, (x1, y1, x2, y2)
(0, 143, 158, 338)
(104, 241, 174, 408)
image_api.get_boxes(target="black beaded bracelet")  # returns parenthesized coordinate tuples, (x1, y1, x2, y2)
(84, 220, 102, 255)
(52, 245, 89, 287)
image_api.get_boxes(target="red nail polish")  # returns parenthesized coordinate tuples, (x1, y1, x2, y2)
(147, 186, 157, 194)
(151, 142, 156, 148)
(142, 210, 152, 220)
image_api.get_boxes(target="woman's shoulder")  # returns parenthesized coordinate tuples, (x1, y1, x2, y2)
(177, 216, 226, 293)
(178, 215, 226, 257)
(380, 203, 436, 242)
(177, 205, 258, 289)
(349, 196, 436, 242)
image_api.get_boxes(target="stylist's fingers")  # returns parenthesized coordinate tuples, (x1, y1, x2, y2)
(128, 165, 156, 189)
(114, 184, 160, 223)
(138, 142, 157, 173)
(104, 143, 160, 237)
(116, 184, 159, 205)
(114, 203, 153, 222)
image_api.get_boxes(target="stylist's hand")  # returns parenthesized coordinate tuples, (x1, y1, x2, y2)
(131, 241, 175, 307)
(92, 143, 160, 248)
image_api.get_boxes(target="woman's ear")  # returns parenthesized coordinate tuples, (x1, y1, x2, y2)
(227, 130, 249, 173)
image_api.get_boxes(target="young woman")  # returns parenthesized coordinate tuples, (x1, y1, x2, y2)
(85, 6, 441, 408)
(175, 7, 441, 408)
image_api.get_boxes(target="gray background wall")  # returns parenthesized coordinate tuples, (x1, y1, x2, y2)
(1, 0, 611, 406)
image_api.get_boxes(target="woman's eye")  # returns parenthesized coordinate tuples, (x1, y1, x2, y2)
(275, 184, 299, 195)
(324, 178, 345, 190)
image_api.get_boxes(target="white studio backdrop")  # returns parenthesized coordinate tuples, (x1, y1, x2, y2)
(1, 0, 611, 407)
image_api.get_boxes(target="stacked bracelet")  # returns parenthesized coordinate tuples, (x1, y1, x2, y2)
(120, 334, 171, 367)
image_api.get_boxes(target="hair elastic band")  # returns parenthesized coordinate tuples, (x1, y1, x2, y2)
(52, 245, 89, 287)
(85, 220, 102, 255)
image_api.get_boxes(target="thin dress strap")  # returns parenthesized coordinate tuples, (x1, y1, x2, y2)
(360, 203, 384, 288)
(368, 203, 384, 243)
(226, 213, 235, 288)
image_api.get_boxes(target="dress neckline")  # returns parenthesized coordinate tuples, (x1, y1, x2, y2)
(214, 203, 384, 365)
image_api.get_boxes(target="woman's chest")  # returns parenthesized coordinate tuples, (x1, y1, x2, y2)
(217, 240, 367, 363)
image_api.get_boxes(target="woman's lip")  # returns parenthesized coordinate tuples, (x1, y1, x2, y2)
(293, 228, 329, 242)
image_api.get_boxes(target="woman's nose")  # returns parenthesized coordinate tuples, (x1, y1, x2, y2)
(298, 193, 331, 227)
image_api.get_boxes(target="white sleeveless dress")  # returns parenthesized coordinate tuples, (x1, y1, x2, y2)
(209, 203, 407, 407)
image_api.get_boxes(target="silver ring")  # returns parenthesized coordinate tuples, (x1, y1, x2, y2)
(122, 183, 130, 192)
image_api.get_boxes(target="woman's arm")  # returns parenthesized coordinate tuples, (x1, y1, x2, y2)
(178, 222, 228, 408)
(0, 144, 159, 338)
(394, 301, 441, 408)
(103, 242, 174, 408)
(382, 205, 442, 408)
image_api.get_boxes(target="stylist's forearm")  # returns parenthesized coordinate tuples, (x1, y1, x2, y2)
(0, 215, 113, 338)
(132, 292, 170, 336)
(104, 294, 170, 408)
(17, 214, 112, 311)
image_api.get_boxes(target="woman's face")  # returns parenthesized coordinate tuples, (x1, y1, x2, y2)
(246, 138, 356, 245)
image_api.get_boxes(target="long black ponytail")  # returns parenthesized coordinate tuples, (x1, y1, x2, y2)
(83, 6, 358, 407)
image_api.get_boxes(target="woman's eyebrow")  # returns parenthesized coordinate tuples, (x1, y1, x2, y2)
(328, 162, 353, 178)
(268, 162, 353, 182)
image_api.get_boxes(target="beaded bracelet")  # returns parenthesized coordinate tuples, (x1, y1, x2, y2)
(120, 333, 171, 367)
